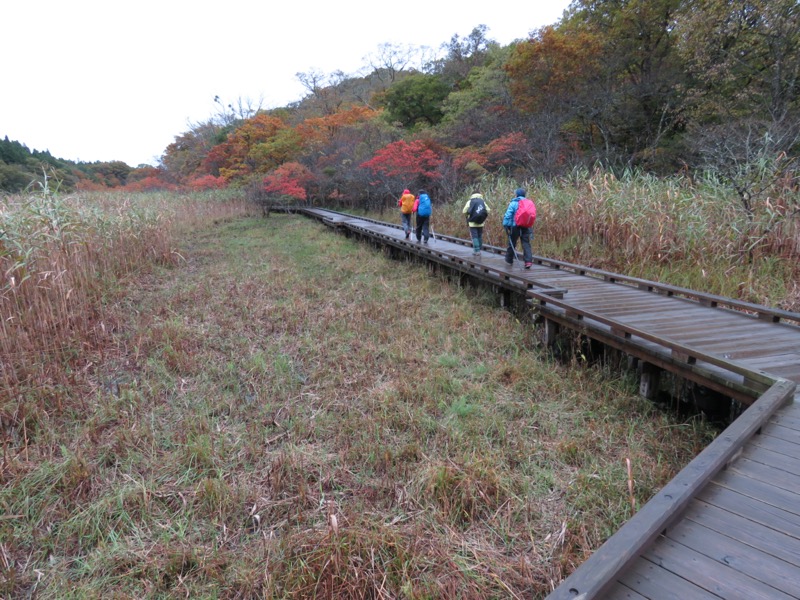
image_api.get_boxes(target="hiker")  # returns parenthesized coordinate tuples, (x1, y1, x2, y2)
(413, 189, 432, 244)
(502, 187, 536, 269)
(462, 191, 490, 255)
(397, 188, 416, 239)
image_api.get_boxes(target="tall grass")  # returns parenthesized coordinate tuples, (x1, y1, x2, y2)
(429, 170, 800, 310)
(0, 210, 713, 598)
(0, 188, 255, 398)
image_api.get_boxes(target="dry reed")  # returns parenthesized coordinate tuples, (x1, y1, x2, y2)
(0, 189, 253, 399)
(429, 170, 800, 309)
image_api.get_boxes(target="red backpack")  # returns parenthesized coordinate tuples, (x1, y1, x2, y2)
(514, 197, 537, 228)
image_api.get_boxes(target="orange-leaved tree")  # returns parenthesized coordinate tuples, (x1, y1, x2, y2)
(295, 106, 380, 153)
(505, 26, 603, 115)
(205, 114, 287, 182)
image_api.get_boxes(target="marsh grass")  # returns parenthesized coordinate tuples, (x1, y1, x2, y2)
(428, 170, 800, 310)
(0, 188, 254, 396)
(1, 208, 713, 598)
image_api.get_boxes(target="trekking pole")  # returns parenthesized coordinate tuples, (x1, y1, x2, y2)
(430, 219, 436, 243)
(506, 228, 520, 262)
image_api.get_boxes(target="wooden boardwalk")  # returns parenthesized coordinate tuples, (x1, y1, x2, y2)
(301, 208, 800, 599)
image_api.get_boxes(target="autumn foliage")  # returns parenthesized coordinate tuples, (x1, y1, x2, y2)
(505, 27, 603, 113)
(263, 162, 313, 201)
(362, 140, 442, 181)
(23, 1, 789, 205)
(205, 114, 288, 182)
(188, 174, 227, 190)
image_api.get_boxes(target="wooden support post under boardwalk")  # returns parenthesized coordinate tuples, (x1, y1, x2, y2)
(604, 346, 623, 370)
(639, 362, 661, 400)
(500, 288, 512, 308)
(544, 319, 560, 347)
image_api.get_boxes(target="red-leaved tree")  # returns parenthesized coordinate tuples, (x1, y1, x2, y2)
(360, 139, 443, 199)
(188, 174, 227, 191)
(263, 162, 313, 201)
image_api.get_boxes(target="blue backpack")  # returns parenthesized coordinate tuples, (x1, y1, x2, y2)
(417, 193, 432, 217)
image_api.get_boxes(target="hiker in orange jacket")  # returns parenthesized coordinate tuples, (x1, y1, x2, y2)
(397, 189, 415, 239)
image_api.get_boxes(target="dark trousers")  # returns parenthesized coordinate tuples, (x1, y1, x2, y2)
(469, 226, 484, 250)
(505, 226, 532, 263)
(415, 215, 430, 242)
(401, 212, 412, 236)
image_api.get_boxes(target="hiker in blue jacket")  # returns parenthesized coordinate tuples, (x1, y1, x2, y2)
(502, 187, 534, 269)
(413, 189, 432, 243)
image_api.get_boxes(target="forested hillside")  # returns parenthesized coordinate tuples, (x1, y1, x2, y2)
(0, 136, 169, 193)
(3, 0, 798, 205)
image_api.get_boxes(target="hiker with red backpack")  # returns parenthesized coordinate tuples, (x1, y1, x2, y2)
(502, 187, 536, 269)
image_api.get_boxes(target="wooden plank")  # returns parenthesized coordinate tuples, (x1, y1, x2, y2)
(570, 305, 693, 322)
(531, 257, 800, 325)
(679, 344, 799, 363)
(532, 295, 778, 386)
(604, 583, 650, 599)
(684, 499, 800, 567)
(704, 344, 800, 360)
(744, 354, 800, 371)
(778, 397, 800, 414)
(689, 325, 800, 342)
(609, 307, 711, 323)
(708, 470, 800, 520)
(572, 288, 684, 307)
(538, 306, 766, 403)
(749, 431, 800, 460)
(615, 558, 721, 599)
(742, 443, 800, 477)
(698, 482, 800, 540)
(566, 293, 689, 308)
(770, 364, 800, 381)
(663, 518, 800, 597)
(683, 332, 800, 350)
(642, 533, 796, 599)
(770, 405, 800, 425)
(759, 421, 800, 446)
(546, 379, 795, 600)
(728, 456, 800, 494)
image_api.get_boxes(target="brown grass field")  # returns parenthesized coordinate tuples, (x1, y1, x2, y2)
(1, 189, 719, 598)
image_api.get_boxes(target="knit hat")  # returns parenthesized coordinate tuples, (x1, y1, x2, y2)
(470, 192, 483, 199)
(403, 189, 410, 194)
(515, 188, 526, 197)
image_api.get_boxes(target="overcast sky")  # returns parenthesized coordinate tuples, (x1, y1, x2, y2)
(2, 0, 572, 167)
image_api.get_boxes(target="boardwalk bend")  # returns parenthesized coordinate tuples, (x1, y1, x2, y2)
(295, 207, 800, 599)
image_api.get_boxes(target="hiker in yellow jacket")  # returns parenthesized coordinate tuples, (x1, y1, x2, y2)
(462, 192, 490, 255)
(397, 189, 415, 239)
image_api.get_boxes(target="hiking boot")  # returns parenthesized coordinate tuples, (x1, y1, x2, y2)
(473, 250, 480, 256)
(505, 259, 513, 265)
(405, 232, 410, 239)
(524, 262, 532, 269)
